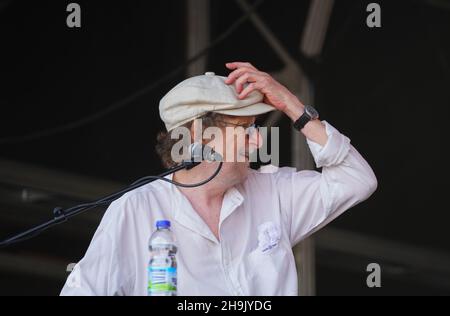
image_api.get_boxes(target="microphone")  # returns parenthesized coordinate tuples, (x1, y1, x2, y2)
(188, 142, 223, 163)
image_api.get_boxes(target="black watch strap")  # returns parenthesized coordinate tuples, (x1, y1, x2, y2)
(293, 112, 311, 131)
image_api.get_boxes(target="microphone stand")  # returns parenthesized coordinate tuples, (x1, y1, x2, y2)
(0, 159, 217, 248)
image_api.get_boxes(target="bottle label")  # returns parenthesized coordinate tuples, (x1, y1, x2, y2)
(148, 266, 177, 294)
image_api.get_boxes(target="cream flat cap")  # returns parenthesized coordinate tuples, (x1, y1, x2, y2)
(159, 72, 276, 131)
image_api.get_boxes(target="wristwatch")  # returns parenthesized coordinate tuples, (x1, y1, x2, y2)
(293, 105, 319, 131)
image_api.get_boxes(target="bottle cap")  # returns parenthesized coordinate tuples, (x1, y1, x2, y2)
(156, 220, 171, 229)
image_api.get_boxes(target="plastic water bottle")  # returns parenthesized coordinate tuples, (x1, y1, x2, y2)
(148, 220, 177, 296)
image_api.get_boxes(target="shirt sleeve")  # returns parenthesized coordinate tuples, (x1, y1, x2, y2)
(276, 120, 378, 247)
(60, 197, 134, 296)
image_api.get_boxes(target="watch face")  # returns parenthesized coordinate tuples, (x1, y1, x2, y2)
(305, 105, 319, 119)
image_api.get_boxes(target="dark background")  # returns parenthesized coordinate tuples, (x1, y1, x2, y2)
(0, 0, 449, 295)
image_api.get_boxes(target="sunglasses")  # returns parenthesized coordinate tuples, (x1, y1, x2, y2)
(214, 120, 261, 136)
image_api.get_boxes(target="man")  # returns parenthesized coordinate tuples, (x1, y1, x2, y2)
(61, 62, 377, 296)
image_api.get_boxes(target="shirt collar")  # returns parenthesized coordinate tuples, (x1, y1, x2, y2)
(169, 174, 244, 244)
(219, 186, 244, 225)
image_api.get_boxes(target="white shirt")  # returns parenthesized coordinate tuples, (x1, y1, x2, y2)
(60, 121, 377, 296)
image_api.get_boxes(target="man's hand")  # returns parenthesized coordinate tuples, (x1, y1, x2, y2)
(225, 62, 304, 121)
(225, 61, 328, 146)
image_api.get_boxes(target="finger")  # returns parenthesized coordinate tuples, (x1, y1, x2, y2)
(226, 67, 249, 84)
(226, 62, 257, 71)
(225, 67, 254, 84)
(235, 72, 256, 93)
(238, 82, 260, 99)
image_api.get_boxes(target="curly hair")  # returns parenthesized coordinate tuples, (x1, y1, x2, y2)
(155, 112, 226, 168)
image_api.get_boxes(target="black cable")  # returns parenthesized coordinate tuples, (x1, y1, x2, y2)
(0, 0, 266, 145)
(69, 160, 223, 210)
(0, 160, 223, 248)
(130, 164, 223, 188)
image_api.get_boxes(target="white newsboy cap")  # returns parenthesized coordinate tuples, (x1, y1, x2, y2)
(159, 72, 276, 131)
